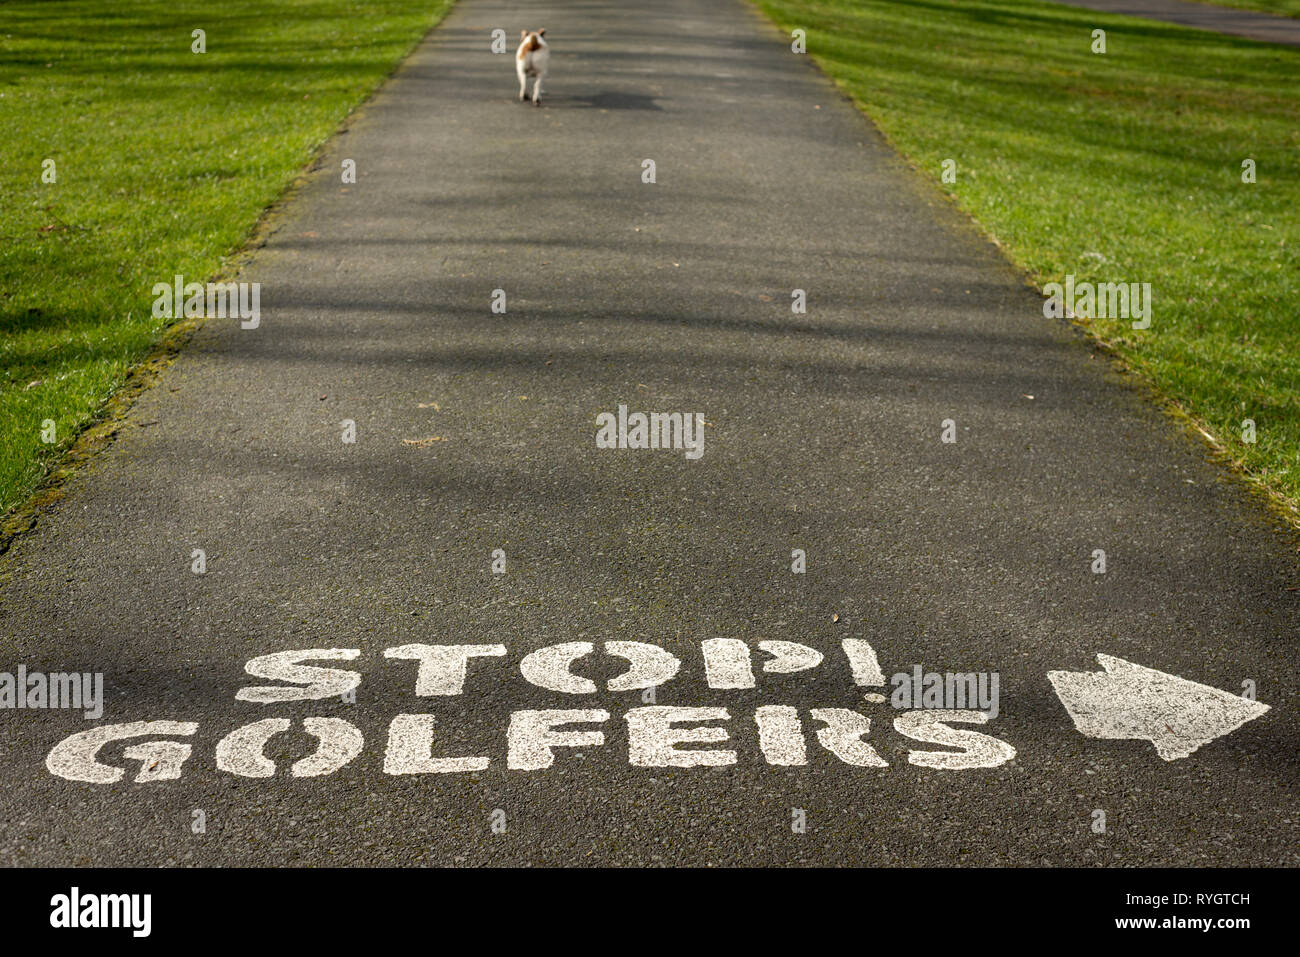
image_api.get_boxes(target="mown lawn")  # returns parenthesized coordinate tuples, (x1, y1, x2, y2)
(755, 0, 1300, 516)
(0, 0, 453, 519)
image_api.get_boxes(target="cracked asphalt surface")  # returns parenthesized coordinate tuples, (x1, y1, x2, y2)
(1, 0, 1297, 866)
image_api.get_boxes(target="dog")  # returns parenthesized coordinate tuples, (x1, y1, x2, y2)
(516, 29, 549, 106)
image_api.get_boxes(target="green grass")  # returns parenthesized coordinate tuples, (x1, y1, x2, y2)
(756, 0, 1300, 515)
(0, 0, 453, 519)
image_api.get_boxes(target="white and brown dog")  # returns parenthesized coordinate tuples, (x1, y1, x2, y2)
(516, 29, 549, 106)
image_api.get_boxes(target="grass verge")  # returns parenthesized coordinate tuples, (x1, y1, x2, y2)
(0, 0, 454, 527)
(754, 0, 1300, 522)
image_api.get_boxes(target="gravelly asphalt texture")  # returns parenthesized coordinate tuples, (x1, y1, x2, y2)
(1, 0, 1296, 866)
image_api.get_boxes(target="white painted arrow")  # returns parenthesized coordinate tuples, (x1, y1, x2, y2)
(1048, 655, 1269, 761)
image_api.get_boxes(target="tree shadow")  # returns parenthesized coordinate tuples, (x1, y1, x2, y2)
(567, 90, 663, 111)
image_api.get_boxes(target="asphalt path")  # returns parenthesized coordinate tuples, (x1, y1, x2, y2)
(0, 0, 1296, 866)
(1048, 0, 1300, 46)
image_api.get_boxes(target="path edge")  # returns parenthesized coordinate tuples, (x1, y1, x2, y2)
(0, 2, 461, 561)
(742, 0, 1300, 537)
